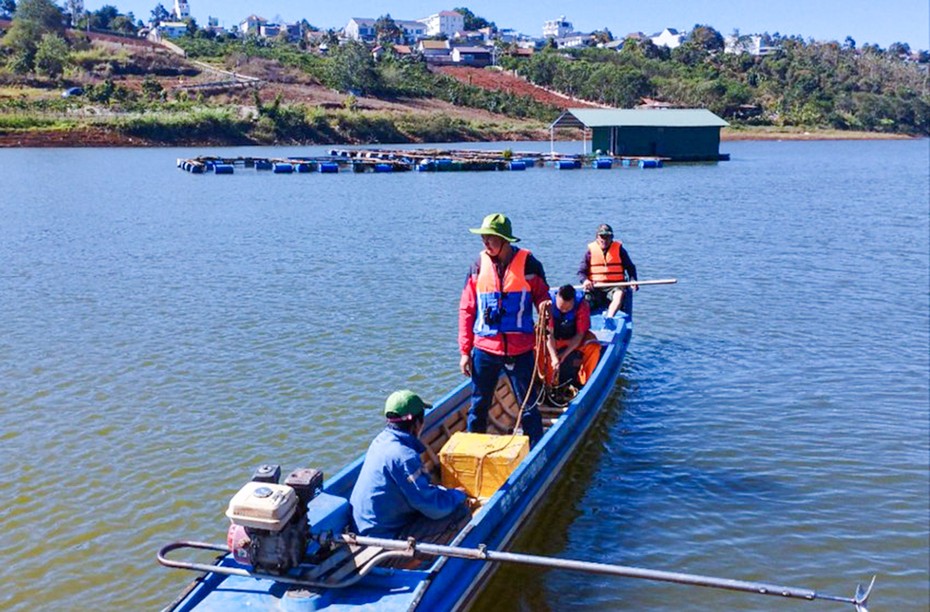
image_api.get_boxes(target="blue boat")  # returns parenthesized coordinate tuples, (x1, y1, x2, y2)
(159, 305, 634, 611)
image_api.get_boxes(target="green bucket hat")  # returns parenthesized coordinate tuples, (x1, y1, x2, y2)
(469, 213, 520, 243)
(384, 390, 430, 421)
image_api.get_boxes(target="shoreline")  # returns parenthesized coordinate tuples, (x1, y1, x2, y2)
(0, 126, 920, 148)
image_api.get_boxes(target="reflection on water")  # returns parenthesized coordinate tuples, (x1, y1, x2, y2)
(0, 140, 927, 611)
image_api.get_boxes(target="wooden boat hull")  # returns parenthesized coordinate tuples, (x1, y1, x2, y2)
(166, 311, 632, 611)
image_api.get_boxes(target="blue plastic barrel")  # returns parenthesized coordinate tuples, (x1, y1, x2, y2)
(296, 163, 312, 173)
(214, 163, 234, 174)
(638, 159, 659, 169)
(593, 158, 613, 169)
(509, 161, 526, 171)
(318, 162, 339, 174)
(273, 162, 294, 174)
(374, 163, 393, 173)
(255, 160, 273, 170)
(189, 164, 204, 174)
(557, 160, 577, 170)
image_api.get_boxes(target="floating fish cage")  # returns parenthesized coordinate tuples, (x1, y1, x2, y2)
(175, 150, 669, 176)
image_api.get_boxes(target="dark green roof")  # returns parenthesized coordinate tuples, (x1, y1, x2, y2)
(552, 108, 729, 129)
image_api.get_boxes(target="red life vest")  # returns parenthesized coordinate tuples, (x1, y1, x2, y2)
(474, 249, 534, 337)
(588, 240, 626, 284)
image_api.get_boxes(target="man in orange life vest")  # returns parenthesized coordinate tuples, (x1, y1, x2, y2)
(458, 213, 549, 447)
(579, 223, 637, 318)
(546, 284, 601, 387)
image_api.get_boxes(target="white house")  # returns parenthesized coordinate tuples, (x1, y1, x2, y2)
(173, 0, 189, 20)
(158, 21, 188, 38)
(239, 15, 267, 36)
(345, 17, 377, 41)
(346, 17, 425, 43)
(259, 23, 280, 38)
(543, 16, 572, 39)
(417, 39, 452, 63)
(419, 10, 464, 38)
(555, 32, 592, 48)
(452, 46, 492, 66)
(396, 19, 427, 42)
(651, 28, 684, 49)
(724, 34, 778, 56)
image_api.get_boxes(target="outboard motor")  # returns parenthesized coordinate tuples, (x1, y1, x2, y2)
(226, 465, 324, 574)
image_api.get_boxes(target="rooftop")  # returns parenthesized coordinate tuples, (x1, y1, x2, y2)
(552, 108, 729, 129)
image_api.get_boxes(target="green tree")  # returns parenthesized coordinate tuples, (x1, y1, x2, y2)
(453, 7, 494, 31)
(141, 74, 164, 100)
(689, 24, 724, 52)
(33, 31, 68, 77)
(2, 0, 64, 73)
(64, 0, 82, 26)
(150, 3, 169, 25)
(110, 14, 136, 34)
(592, 28, 613, 45)
(327, 40, 380, 94)
(374, 14, 402, 45)
(184, 17, 197, 37)
(887, 42, 911, 58)
(89, 4, 118, 29)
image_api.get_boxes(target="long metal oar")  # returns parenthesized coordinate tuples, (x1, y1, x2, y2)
(572, 278, 678, 291)
(593, 278, 678, 288)
(325, 533, 875, 611)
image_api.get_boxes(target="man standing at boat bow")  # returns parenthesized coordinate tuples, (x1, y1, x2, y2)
(459, 213, 549, 447)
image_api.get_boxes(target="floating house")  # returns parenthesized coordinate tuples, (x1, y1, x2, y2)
(550, 108, 729, 161)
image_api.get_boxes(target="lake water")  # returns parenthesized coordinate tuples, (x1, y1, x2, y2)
(0, 139, 927, 611)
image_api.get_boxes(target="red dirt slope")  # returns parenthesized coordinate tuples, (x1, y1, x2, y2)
(434, 66, 604, 110)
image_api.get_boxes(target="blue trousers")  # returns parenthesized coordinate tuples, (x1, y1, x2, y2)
(467, 349, 543, 447)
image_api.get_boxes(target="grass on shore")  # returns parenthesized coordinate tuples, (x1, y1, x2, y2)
(0, 105, 542, 145)
(2, 103, 918, 146)
(722, 125, 917, 140)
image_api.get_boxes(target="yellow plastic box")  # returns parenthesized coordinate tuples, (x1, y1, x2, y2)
(439, 432, 529, 499)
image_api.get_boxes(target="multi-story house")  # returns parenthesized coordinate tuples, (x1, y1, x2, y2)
(419, 10, 464, 39)
(543, 15, 572, 39)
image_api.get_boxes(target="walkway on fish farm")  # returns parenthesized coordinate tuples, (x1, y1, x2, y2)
(176, 148, 672, 175)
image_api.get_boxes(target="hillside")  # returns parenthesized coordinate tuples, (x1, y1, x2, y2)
(434, 65, 603, 110)
(1, 17, 926, 146)
(0, 28, 553, 147)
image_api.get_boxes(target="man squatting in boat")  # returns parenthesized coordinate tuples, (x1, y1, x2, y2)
(579, 223, 637, 319)
(546, 284, 602, 388)
(350, 390, 470, 540)
(458, 213, 549, 448)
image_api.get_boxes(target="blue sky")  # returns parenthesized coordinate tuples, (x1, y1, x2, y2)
(91, 0, 928, 50)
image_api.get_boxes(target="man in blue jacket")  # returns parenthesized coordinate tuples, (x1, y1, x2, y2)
(350, 390, 469, 540)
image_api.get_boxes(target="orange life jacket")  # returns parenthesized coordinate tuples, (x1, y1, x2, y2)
(588, 240, 626, 284)
(474, 249, 534, 336)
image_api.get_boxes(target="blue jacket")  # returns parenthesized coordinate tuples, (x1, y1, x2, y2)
(350, 426, 467, 538)
(549, 288, 585, 340)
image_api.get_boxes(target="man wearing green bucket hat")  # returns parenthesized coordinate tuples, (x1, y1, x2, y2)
(458, 213, 549, 447)
(350, 390, 469, 540)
